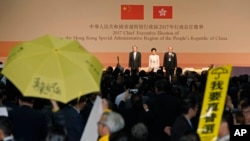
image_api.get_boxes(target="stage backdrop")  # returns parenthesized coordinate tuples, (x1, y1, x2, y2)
(1, 0, 250, 68)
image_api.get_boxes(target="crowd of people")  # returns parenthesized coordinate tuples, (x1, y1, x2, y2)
(0, 46, 250, 141)
(100, 64, 250, 141)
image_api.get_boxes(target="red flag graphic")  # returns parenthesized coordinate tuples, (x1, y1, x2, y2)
(153, 6, 173, 19)
(121, 5, 144, 20)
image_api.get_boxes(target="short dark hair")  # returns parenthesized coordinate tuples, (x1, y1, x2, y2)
(154, 78, 171, 92)
(181, 98, 198, 114)
(19, 94, 35, 103)
(151, 48, 156, 52)
(241, 99, 250, 109)
(154, 79, 166, 91)
(68, 95, 87, 106)
(0, 116, 13, 136)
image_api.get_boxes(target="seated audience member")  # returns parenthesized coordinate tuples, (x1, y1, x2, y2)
(9, 95, 48, 141)
(171, 98, 199, 141)
(46, 125, 69, 141)
(0, 116, 15, 141)
(97, 111, 125, 141)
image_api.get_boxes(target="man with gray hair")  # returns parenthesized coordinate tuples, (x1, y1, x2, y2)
(131, 122, 148, 141)
(97, 111, 125, 141)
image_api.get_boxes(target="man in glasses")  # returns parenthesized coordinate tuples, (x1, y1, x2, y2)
(97, 111, 125, 141)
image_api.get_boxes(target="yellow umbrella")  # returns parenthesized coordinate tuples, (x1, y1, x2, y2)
(2, 35, 103, 103)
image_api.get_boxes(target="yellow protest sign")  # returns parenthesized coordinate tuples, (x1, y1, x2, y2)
(197, 65, 232, 141)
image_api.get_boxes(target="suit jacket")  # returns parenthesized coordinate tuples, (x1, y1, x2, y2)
(59, 106, 85, 141)
(171, 115, 193, 141)
(9, 105, 48, 141)
(129, 51, 141, 70)
(147, 92, 181, 141)
(163, 52, 177, 69)
(148, 54, 160, 72)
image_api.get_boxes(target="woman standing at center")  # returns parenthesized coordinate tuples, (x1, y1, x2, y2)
(148, 48, 160, 72)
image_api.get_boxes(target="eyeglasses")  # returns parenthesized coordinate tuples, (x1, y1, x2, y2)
(97, 121, 106, 126)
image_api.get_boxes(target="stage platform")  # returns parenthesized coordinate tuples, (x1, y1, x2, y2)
(103, 66, 250, 77)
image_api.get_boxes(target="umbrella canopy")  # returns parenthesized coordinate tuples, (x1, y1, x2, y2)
(2, 35, 103, 103)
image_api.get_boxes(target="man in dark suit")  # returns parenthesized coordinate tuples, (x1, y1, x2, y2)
(163, 46, 177, 82)
(9, 96, 48, 141)
(147, 79, 181, 141)
(171, 98, 199, 141)
(53, 95, 88, 141)
(129, 45, 141, 74)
